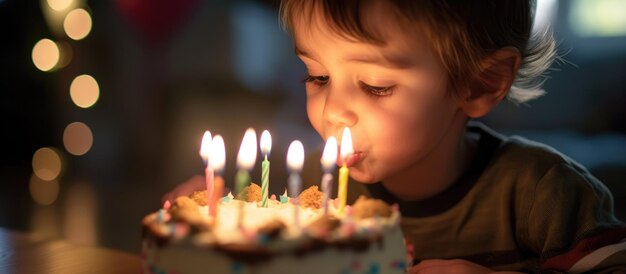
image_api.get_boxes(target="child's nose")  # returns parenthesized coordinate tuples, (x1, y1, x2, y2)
(322, 88, 358, 128)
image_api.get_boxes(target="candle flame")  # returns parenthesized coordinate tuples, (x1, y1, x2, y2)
(260, 130, 272, 157)
(340, 127, 354, 163)
(199, 130, 212, 161)
(237, 128, 257, 170)
(210, 135, 226, 174)
(287, 140, 305, 172)
(321, 136, 338, 172)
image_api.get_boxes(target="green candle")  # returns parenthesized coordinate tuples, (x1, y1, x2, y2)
(235, 170, 251, 199)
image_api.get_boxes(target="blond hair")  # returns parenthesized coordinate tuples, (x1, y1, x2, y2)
(280, 0, 556, 104)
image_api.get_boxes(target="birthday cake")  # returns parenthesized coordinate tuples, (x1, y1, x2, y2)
(141, 183, 408, 274)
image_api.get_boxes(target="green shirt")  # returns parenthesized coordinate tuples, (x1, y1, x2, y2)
(367, 122, 626, 273)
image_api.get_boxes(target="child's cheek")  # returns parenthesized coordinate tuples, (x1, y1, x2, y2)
(306, 94, 325, 136)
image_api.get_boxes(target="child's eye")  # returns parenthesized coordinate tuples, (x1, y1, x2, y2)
(359, 81, 395, 97)
(303, 74, 330, 87)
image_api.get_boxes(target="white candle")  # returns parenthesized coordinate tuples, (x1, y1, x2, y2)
(236, 128, 257, 228)
(260, 130, 272, 207)
(320, 136, 338, 215)
(287, 140, 304, 228)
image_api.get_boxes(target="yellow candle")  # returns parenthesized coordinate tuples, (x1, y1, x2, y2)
(337, 163, 349, 214)
(337, 127, 353, 214)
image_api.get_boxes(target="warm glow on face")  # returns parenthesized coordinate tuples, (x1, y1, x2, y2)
(63, 122, 93, 156)
(236, 128, 257, 170)
(29, 174, 60, 205)
(32, 39, 60, 71)
(32, 147, 63, 181)
(340, 127, 354, 163)
(321, 136, 338, 172)
(287, 140, 305, 172)
(199, 131, 212, 162)
(260, 130, 272, 157)
(209, 135, 226, 173)
(63, 8, 92, 40)
(47, 0, 73, 11)
(70, 74, 99, 108)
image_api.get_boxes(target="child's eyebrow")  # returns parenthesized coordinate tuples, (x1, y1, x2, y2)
(294, 47, 310, 58)
(294, 46, 414, 69)
(346, 54, 414, 69)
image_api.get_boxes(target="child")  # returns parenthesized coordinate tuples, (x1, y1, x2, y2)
(277, 0, 626, 273)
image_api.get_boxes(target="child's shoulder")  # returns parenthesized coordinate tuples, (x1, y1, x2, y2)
(471, 122, 595, 186)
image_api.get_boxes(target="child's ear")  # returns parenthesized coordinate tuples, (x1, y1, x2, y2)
(460, 47, 521, 118)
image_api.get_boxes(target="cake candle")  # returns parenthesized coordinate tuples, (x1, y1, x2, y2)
(260, 130, 272, 207)
(235, 128, 257, 228)
(320, 136, 338, 215)
(337, 127, 353, 214)
(199, 131, 215, 214)
(209, 135, 226, 218)
(287, 140, 304, 228)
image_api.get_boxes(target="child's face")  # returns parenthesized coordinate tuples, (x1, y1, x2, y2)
(294, 5, 466, 184)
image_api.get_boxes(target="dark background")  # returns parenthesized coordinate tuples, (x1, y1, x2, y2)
(1, 0, 625, 253)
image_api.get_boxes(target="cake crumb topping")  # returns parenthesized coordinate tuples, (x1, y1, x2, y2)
(170, 197, 202, 222)
(351, 195, 392, 219)
(189, 190, 208, 206)
(307, 214, 341, 238)
(257, 219, 287, 240)
(298, 185, 323, 209)
(236, 183, 262, 202)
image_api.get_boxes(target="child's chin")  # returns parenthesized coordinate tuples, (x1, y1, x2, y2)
(349, 170, 380, 184)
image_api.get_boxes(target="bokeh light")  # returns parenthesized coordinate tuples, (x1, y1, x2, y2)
(29, 174, 60, 205)
(69, 74, 99, 108)
(63, 122, 93, 156)
(32, 147, 63, 181)
(63, 8, 92, 40)
(570, 0, 626, 37)
(32, 39, 60, 71)
(47, 0, 73, 11)
(56, 41, 73, 69)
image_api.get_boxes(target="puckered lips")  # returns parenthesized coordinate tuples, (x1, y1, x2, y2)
(336, 151, 362, 167)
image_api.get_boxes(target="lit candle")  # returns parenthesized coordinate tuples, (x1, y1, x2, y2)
(287, 140, 304, 228)
(260, 130, 272, 207)
(320, 136, 338, 215)
(209, 135, 225, 218)
(337, 127, 353, 214)
(199, 131, 215, 213)
(236, 128, 257, 227)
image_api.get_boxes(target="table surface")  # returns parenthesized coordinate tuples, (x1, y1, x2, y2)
(0, 227, 142, 274)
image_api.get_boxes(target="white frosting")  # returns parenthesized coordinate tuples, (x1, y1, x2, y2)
(143, 197, 408, 274)
(202, 199, 324, 244)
